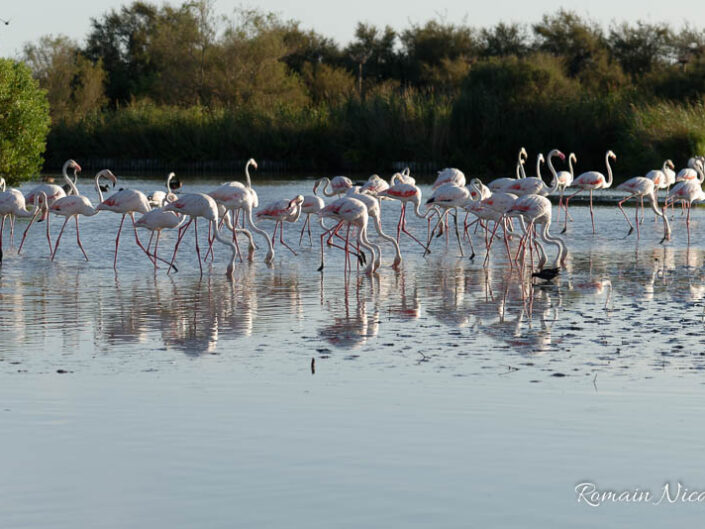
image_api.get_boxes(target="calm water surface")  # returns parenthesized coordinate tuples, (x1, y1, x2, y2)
(2, 177, 705, 528)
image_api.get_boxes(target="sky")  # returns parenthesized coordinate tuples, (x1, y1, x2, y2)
(0, 0, 701, 57)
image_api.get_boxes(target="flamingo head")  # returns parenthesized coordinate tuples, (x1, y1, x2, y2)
(554, 149, 565, 161)
(537, 153, 545, 163)
(247, 158, 258, 170)
(68, 159, 82, 173)
(97, 169, 118, 188)
(570, 153, 577, 163)
(289, 195, 304, 209)
(607, 150, 617, 160)
(519, 147, 527, 160)
(666, 159, 675, 170)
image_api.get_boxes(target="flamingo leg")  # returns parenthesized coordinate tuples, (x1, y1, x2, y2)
(168, 218, 192, 274)
(307, 214, 313, 245)
(74, 216, 89, 261)
(589, 190, 596, 234)
(113, 214, 126, 270)
(193, 217, 203, 276)
(50, 216, 71, 261)
(562, 189, 582, 233)
(635, 200, 641, 240)
(9, 215, 14, 247)
(617, 194, 637, 235)
(272, 221, 279, 248)
(152, 231, 161, 270)
(299, 214, 309, 246)
(146, 231, 155, 253)
(0, 217, 4, 263)
(453, 210, 468, 258)
(279, 222, 297, 256)
(18, 208, 42, 255)
(130, 214, 157, 266)
(396, 204, 405, 243)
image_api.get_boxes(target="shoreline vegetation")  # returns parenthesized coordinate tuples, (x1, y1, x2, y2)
(11, 2, 705, 182)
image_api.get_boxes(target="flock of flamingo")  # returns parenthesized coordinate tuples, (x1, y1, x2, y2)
(1, 149, 704, 278)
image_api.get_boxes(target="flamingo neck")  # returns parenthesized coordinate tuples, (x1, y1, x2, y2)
(604, 153, 614, 188)
(410, 195, 426, 218)
(569, 155, 575, 177)
(62, 163, 79, 196)
(95, 174, 105, 203)
(356, 224, 376, 275)
(535, 156, 543, 181)
(546, 153, 559, 193)
(243, 205, 274, 262)
(245, 162, 253, 188)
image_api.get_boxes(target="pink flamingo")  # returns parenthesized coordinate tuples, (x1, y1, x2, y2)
(346, 187, 402, 268)
(505, 150, 564, 197)
(488, 147, 528, 192)
(665, 170, 705, 244)
(553, 152, 576, 223)
(1, 189, 48, 263)
(0, 177, 25, 248)
(359, 174, 389, 196)
(318, 196, 379, 275)
(563, 150, 617, 234)
(465, 191, 518, 266)
(433, 168, 466, 189)
(255, 195, 304, 255)
(508, 195, 568, 270)
(164, 193, 255, 276)
(615, 176, 670, 241)
(377, 173, 430, 252)
(315, 176, 353, 197)
(148, 172, 181, 208)
(19, 159, 81, 254)
(425, 183, 473, 258)
(96, 183, 157, 270)
(50, 169, 118, 261)
(135, 199, 188, 270)
(299, 182, 328, 246)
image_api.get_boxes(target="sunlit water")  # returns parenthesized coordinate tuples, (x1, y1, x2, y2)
(2, 177, 705, 528)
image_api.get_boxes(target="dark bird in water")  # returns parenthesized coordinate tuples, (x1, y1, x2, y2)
(532, 267, 560, 282)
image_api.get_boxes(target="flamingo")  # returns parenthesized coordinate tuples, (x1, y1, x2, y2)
(646, 160, 675, 190)
(96, 182, 157, 270)
(488, 147, 528, 192)
(19, 159, 81, 254)
(318, 196, 379, 275)
(163, 193, 255, 276)
(299, 192, 326, 246)
(377, 173, 430, 252)
(505, 150, 564, 197)
(398, 167, 416, 185)
(433, 168, 466, 189)
(465, 191, 518, 266)
(359, 174, 389, 196)
(665, 164, 705, 244)
(553, 152, 576, 223)
(0, 177, 24, 248)
(563, 150, 617, 234)
(148, 172, 181, 207)
(315, 176, 353, 197)
(135, 197, 188, 270)
(49, 169, 118, 261)
(425, 183, 474, 258)
(508, 194, 568, 270)
(0, 190, 48, 263)
(346, 187, 402, 268)
(677, 157, 704, 183)
(255, 195, 305, 255)
(615, 176, 670, 241)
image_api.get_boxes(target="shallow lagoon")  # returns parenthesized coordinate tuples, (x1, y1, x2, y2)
(2, 178, 705, 528)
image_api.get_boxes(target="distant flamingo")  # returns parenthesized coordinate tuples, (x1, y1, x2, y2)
(96, 182, 156, 270)
(508, 195, 568, 270)
(299, 182, 328, 246)
(50, 169, 118, 261)
(148, 172, 181, 207)
(20, 159, 81, 254)
(425, 183, 473, 258)
(615, 176, 670, 241)
(164, 193, 255, 276)
(255, 195, 305, 255)
(209, 172, 275, 264)
(433, 168, 466, 189)
(359, 174, 389, 196)
(346, 187, 402, 268)
(0, 177, 24, 248)
(318, 196, 379, 275)
(135, 197, 188, 270)
(553, 152, 576, 223)
(315, 176, 353, 197)
(505, 150, 564, 197)
(563, 150, 617, 234)
(1, 190, 48, 263)
(377, 173, 430, 252)
(488, 147, 528, 192)
(666, 163, 705, 244)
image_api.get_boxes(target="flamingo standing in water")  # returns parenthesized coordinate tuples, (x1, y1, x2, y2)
(96, 182, 159, 270)
(315, 176, 353, 197)
(425, 183, 473, 258)
(135, 196, 188, 270)
(255, 195, 304, 255)
(553, 152, 576, 223)
(0, 189, 48, 263)
(299, 182, 327, 246)
(505, 150, 564, 197)
(433, 168, 466, 189)
(19, 159, 81, 255)
(377, 173, 430, 252)
(508, 195, 568, 270)
(665, 163, 705, 244)
(563, 150, 617, 234)
(164, 193, 255, 276)
(359, 174, 389, 197)
(346, 187, 402, 268)
(0, 177, 25, 248)
(488, 147, 528, 192)
(49, 169, 118, 261)
(318, 196, 379, 275)
(148, 172, 181, 208)
(615, 176, 671, 241)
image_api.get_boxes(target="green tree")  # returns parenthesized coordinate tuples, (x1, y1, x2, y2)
(0, 59, 51, 185)
(23, 35, 106, 123)
(609, 21, 672, 78)
(480, 22, 530, 57)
